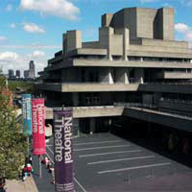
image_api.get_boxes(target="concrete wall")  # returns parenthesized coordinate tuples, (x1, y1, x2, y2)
(82, 41, 100, 49)
(161, 8, 174, 40)
(45, 106, 124, 119)
(137, 8, 157, 39)
(73, 59, 192, 69)
(102, 13, 114, 27)
(140, 38, 188, 48)
(63, 30, 82, 55)
(157, 71, 192, 79)
(129, 44, 192, 54)
(106, 7, 174, 41)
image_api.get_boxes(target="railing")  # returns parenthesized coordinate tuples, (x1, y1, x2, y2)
(114, 102, 157, 109)
(160, 98, 192, 105)
(142, 81, 192, 85)
(48, 105, 122, 111)
(36, 81, 140, 85)
(114, 102, 192, 121)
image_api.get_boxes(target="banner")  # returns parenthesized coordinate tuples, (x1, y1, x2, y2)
(54, 109, 74, 192)
(32, 98, 46, 155)
(22, 94, 32, 135)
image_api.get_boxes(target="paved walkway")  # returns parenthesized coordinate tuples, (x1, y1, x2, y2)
(6, 176, 38, 192)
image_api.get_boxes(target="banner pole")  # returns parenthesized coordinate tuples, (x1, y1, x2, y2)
(39, 155, 42, 178)
(27, 136, 30, 155)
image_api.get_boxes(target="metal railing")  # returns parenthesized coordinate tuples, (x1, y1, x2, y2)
(114, 102, 192, 121)
(160, 98, 192, 105)
(114, 102, 157, 109)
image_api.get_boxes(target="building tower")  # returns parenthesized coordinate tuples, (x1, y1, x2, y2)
(28, 60, 35, 79)
(16, 70, 20, 78)
(37, 7, 192, 136)
(8, 69, 14, 79)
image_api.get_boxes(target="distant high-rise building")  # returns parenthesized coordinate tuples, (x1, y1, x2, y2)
(24, 70, 29, 79)
(16, 70, 20, 78)
(28, 60, 35, 79)
(8, 69, 14, 79)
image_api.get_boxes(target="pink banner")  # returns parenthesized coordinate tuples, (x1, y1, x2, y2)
(32, 98, 46, 155)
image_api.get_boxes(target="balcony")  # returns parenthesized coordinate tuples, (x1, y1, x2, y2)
(36, 82, 140, 92)
(122, 104, 192, 133)
(73, 59, 192, 69)
(157, 72, 192, 79)
(139, 83, 192, 94)
(46, 105, 124, 119)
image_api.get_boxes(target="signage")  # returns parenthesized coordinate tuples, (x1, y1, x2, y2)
(22, 94, 32, 135)
(32, 98, 46, 155)
(54, 109, 74, 192)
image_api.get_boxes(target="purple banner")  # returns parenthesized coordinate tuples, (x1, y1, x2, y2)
(54, 109, 74, 192)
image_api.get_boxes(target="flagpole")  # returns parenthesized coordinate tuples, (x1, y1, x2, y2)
(39, 155, 42, 178)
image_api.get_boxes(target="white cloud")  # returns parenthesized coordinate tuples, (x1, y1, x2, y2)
(175, 23, 189, 33)
(6, 4, 13, 11)
(30, 50, 45, 57)
(20, 0, 80, 21)
(175, 23, 192, 41)
(9, 23, 16, 28)
(23, 23, 46, 33)
(0, 52, 19, 61)
(0, 36, 7, 42)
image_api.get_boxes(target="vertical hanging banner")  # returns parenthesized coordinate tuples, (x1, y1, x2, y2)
(54, 109, 74, 192)
(32, 98, 46, 155)
(22, 94, 32, 135)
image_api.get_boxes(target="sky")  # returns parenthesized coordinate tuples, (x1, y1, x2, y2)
(0, 0, 192, 76)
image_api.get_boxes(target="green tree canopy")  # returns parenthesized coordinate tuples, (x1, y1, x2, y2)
(0, 75, 27, 179)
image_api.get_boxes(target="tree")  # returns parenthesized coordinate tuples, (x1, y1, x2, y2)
(0, 75, 27, 179)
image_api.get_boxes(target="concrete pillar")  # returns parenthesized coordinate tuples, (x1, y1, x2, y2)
(90, 118, 96, 134)
(99, 69, 114, 84)
(125, 72, 129, 84)
(108, 28, 113, 61)
(123, 28, 129, 61)
(99, 27, 114, 60)
(109, 70, 114, 84)
(115, 68, 129, 84)
(135, 69, 144, 83)
(115, 28, 129, 61)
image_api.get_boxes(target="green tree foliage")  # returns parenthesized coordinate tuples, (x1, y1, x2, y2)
(8, 81, 35, 93)
(0, 76, 27, 179)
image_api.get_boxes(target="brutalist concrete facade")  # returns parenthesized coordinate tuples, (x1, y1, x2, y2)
(38, 7, 192, 134)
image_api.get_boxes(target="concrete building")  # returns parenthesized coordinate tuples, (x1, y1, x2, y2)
(8, 69, 14, 79)
(37, 7, 192, 135)
(24, 70, 29, 79)
(29, 60, 35, 79)
(24, 60, 36, 79)
(16, 70, 20, 78)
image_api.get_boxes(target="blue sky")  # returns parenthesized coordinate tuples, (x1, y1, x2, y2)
(0, 0, 192, 76)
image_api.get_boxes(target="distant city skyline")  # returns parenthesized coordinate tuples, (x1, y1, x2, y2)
(8, 60, 35, 78)
(0, 0, 192, 74)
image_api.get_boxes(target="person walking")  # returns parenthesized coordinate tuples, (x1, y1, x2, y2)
(0, 178, 6, 192)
